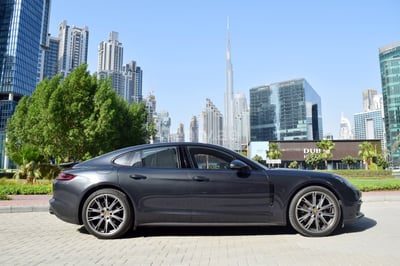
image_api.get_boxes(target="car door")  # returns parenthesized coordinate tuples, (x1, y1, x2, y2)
(117, 146, 192, 224)
(186, 145, 273, 223)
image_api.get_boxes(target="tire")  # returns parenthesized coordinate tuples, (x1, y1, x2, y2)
(289, 186, 341, 237)
(82, 188, 133, 239)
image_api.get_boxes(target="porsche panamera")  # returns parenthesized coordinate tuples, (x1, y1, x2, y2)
(49, 142, 363, 239)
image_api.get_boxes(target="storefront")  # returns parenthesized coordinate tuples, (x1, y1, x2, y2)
(270, 140, 382, 169)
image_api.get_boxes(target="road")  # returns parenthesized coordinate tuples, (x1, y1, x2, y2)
(0, 201, 399, 265)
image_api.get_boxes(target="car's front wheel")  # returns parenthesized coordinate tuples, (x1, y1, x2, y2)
(82, 188, 133, 239)
(289, 186, 341, 237)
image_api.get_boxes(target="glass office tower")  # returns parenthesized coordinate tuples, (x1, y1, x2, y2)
(250, 78, 322, 142)
(0, 0, 51, 168)
(379, 42, 400, 165)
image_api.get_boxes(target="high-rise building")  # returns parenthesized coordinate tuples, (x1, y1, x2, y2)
(58, 20, 89, 78)
(190, 116, 199, 142)
(339, 113, 353, 140)
(233, 92, 249, 151)
(153, 111, 171, 143)
(0, 0, 51, 168)
(354, 110, 385, 151)
(203, 98, 223, 145)
(379, 42, 400, 164)
(250, 78, 322, 142)
(171, 123, 185, 142)
(98, 31, 124, 97)
(122, 61, 143, 104)
(363, 89, 379, 112)
(98, 32, 142, 103)
(224, 19, 234, 149)
(42, 35, 59, 80)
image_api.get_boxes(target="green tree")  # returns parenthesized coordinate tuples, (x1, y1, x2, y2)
(252, 155, 264, 164)
(305, 153, 324, 170)
(288, 161, 298, 169)
(267, 142, 281, 159)
(316, 139, 335, 169)
(376, 154, 388, 170)
(341, 155, 357, 169)
(6, 64, 149, 166)
(358, 141, 377, 170)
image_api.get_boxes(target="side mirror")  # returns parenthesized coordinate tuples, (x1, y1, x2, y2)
(230, 159, 250, 173)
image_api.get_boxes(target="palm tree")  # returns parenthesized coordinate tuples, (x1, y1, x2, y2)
(358, 141, 376, 170)
(316, 140, 335, 169)
(268, 142, 281, 159)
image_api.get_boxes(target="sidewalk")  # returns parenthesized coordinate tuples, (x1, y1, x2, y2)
(0, 191, 399, 213)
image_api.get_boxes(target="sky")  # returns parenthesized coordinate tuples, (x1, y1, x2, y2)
(49, 0, 399, 139)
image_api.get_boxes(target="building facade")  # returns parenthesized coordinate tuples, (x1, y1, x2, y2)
(203, 98, 223, 145)
(224, 20, 234, 149)
(0, 0, 51, 168)
(250, 78, 323, 142)
(379, 42, 400, 165)
(354, 110, 385, 151)
(98, 32, 142, 104)
(42, 35, 59, 80)
(153, 111, 171, 143)
(339, 113, 353, 139)
(190, 116, 199, 142)
(57, 20, 89, 78)
(122, 61, 143, 104)
(274, 140, 382, 170)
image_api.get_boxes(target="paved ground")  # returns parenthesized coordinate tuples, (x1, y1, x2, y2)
(0, 199, 399, 265)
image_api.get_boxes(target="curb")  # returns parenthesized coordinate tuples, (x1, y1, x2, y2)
(0, 205, 48, 213)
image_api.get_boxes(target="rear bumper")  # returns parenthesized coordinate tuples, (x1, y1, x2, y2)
(49, 197, 81, 225)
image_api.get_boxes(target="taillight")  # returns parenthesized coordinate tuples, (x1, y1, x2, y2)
(56, 173, 76, 181)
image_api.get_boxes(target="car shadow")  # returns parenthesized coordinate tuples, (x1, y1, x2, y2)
(126, 225, 297, 238)
(334, 216, 377, 235)
(77, 216, 377, 238)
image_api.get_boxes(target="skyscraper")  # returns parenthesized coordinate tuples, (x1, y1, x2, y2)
(354, 110, 385, 150)
(190, 116, 199, 142)
(233, 92, 249, 151)
(98, 31, 124, 97)
(224, 19, 234, 149)
(98, 32, 142, 103)
(363, 89, 379, 112)
(250, 78, 322, 142)
(379, 42, 400, 164)
(0, 0, 51, 168)
(339, 113, 353, 140)
(42, 35, 60, 80)
(203, 98, 223, 145)
(122, 61, 143, 104)
(57, 20, 89, 78)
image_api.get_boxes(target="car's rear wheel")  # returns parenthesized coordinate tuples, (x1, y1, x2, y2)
(289, 186, 341, 237)
(82, 188, 133, 239)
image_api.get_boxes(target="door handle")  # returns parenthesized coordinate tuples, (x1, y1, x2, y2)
(192, 176, 210, 182)
(130, 174, 147, 180)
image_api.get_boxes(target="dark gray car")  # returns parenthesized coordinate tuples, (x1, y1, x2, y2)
(50, 142, 363, 239)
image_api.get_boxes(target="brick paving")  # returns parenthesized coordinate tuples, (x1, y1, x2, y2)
(0, 200, 399, 265)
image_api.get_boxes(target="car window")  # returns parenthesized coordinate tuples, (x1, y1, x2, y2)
(114, 147, 179, 168)
(141, 147, 178, 168)
(188, 146, 234, 170)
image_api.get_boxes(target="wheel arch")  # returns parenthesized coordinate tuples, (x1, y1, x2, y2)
(284, 181, 344, 226)
(78, 184, 136, 225)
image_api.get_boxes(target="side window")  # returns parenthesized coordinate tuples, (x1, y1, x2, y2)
(188, 147, 234, 170)
(114, 147, 178, 169)
(141, 147, 178, 168)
